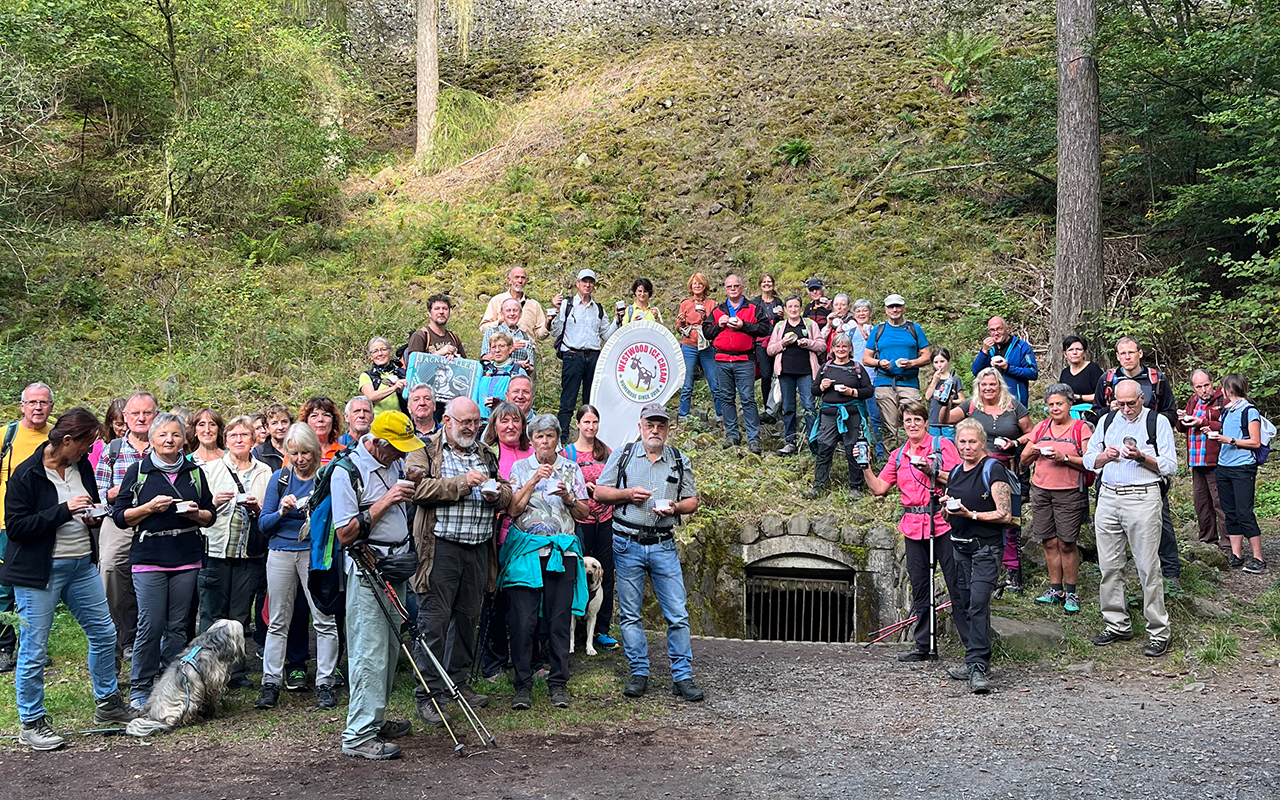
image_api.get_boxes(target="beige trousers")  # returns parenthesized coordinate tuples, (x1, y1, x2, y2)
(97, 517, 138, 656)
(874, 384, 922, 453)
(1095, 484, 1169, 642)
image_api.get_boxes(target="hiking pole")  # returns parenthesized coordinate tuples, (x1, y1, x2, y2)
(470, 590, 494, 685)
(346, 544, 466, 755)
(863, 602, 953, 645)
(349, 544, 496, 749)
(927, 482, 938, 661)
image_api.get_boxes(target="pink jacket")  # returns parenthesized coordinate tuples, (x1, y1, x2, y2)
(766, 318, 827, 379)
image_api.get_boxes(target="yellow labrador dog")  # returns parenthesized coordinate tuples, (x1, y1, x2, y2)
(570, 556, 604, 656)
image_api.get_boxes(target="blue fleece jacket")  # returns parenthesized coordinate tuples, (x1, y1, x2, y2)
(972, 336, 1039, 406)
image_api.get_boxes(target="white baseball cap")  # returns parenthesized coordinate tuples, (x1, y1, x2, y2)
(577, 268, 597, 281)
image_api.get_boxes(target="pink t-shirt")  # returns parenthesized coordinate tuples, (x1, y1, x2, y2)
(1028, 419, 1092, 491)
(876, 437, 962, 540)
(497, 442, 533, 544)
(562, 443, 614, 524)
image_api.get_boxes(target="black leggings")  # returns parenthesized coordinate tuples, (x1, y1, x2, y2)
(1216, 463, 1261, 539)
(576, 520, 615, 634)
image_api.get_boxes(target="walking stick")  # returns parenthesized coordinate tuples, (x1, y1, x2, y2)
(863, 601, 953, 645)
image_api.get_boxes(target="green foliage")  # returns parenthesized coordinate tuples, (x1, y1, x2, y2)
(773, 138, 814, 168)
(1193, 628, 1240, 666)
(926, 31, 1000, 95)
(420, 87, 512, 173)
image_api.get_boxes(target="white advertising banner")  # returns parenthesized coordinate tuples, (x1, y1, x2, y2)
(589, 320, 687, 450)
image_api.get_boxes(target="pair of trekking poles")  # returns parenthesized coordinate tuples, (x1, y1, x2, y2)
(347, 542, 496, 755)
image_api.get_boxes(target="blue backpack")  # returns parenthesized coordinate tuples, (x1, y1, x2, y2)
(306, 450, 361, 615)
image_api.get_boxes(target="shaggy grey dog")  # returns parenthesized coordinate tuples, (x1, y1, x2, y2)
(126, 619, 245, 737)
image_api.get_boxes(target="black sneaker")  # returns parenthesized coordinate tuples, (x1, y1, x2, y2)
(511, 686, 532, 710)
(969, 664, 991, 695)
(1091, 629, 1135, 647)
(1144, 638, 1171, 658)
(946, 665, 970, 681)
(316, 685, 338, 710)
(896, 649, 934, 663)
(19, 716, 65, 751)
(622, 674, 649, 698)
(671, 678, 705, 702)
(549, 684, 571, 709)
(1243, 558, 1267, 574)
(94, 692, 142, 725)
(1228, 553, 1245, 569)
(378, 719, 412, 740)
(285, 669, 308, 691)
(254, 684, 280, 709)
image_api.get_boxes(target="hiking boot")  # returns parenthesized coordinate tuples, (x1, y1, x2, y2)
(457, 683, 490, 708)
(1063, 593, 1081, 614)
(93, 692, 141, 725)
(285, 669, 308, 691)
(801, 486, 826, 500)
(1144, 638, 1171, 658)
(594, 633, 620, 650)
(549, 684, 571, 709)
(378, 719, 412, 740)
(416, 698, 448, 728)
(1164, 576, 1184, 598)
(342, 738, 400, 760)
(946, 665, 970, 681)
(1228, 553, 1245, 569)
(671, 678, 705, 702)
(1091, 629, 1135, 647)
(1243, 558, 1267, 574)
(759, 412, 777, 425)
(0, 648, 14, 673)
(722, 438, 741, 450)
(776, 442, 797, 456)
(896, 649, 933, 663)
(969, 664, 991, 695)
(227, 675, 254, 690)
(19, 716, 65, 751)
(1005, 569, 1023, 594)
(748, 442, 762, 456)
(316, 685, 338, 710)
(254, 684, 281, 710)
(622, 674, 649, 698)
(1034, 589, 1064, 606)
(511, 686, 533, 710)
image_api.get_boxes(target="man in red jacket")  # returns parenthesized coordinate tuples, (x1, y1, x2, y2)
(1177, 369, 1227, 551)
(702, 275, 770, 454)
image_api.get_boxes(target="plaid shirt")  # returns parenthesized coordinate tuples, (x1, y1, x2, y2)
(1182, 391, 1224, 468)
(481, 324, 536, 371)
(434, 444, 496, 545)
(95, 436, 150, 500)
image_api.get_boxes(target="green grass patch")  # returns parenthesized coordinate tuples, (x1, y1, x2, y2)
(1193, 629, 1241, 667)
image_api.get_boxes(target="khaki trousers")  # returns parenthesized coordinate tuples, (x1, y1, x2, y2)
(97, 518, 138, 656)
(1095, 484, 1169, 642)
(874, 384, 922, 453)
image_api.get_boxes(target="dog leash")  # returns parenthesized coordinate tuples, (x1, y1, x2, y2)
(178, 645, 205, 718)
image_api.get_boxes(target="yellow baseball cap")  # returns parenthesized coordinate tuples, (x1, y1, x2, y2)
(370, 411, 426, 453)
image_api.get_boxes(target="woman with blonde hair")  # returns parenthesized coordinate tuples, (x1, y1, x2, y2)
(676, 272, 723, 424)
(943, 365, 1032, 592)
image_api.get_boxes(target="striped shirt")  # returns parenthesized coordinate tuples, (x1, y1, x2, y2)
(1083, 408, 1176, 486)
(598, 443, 696, 533)
(434, 444, 496, 545)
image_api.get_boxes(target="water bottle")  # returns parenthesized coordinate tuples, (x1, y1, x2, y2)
(855, 440, 871, 468)
(937, 378, 952, 404)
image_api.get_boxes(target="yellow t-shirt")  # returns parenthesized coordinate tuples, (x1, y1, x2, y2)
(0, 422, 51, 531)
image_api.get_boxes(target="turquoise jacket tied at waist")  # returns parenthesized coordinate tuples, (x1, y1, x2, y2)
(497, 524, 588, 616)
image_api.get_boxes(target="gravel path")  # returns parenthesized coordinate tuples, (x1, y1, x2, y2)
(2, 637, 1276, 799)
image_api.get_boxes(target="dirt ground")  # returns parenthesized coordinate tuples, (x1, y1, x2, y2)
(2, 636, 1278, 800)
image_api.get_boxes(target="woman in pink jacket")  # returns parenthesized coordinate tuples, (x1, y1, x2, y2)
(766, 295, 827, 456)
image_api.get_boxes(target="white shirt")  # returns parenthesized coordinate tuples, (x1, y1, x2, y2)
(1083, 408, 1177, 486)
(331, 436, 410, 549)
(45, 465, 92, 560)
(550, 295, 618, 352)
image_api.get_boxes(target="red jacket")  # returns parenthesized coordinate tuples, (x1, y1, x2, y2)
(1178, 387, 1225, 465)
(702, 298, 770, 362)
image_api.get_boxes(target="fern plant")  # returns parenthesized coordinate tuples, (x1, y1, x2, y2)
(927, 32, 1000, 94)
(773, 138, 814, 167)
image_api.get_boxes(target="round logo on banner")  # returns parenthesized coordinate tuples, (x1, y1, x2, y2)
(614, 341, 671, 403)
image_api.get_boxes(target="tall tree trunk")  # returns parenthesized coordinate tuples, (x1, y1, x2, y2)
(415, 0, 439, 164)
(1051, 0, 1104, 374)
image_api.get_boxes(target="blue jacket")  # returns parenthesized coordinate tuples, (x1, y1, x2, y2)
(497, 524, 588, 615)
(972, 336, 1039, 406)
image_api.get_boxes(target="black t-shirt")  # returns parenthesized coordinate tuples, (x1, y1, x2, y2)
(947, 458, 1010, 545)
(779, 322, 812, 375)
(1059, 362, 1103, 403)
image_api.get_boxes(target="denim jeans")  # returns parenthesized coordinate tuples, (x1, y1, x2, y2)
(130, 568, 199, 706)
(716, 359, 761, 445)
(865, 395, 886, 459)
(262, 549, 339, 687)
(343, 561, 404, 749)
(557, 350, 600, 441)
(778, 373, 815, 445)
(679, 344, 723, 418)
(14, 557, 120, 722)
(613, 534, 693, 681)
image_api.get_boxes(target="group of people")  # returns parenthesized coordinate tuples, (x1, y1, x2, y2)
(0, 377, 703, 759)
(0, 265, 1271, 748)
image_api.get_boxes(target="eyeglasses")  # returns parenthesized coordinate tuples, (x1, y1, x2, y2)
(1115, 399, 1141, 407)
(125, 410, 155, 418)
(885, 304, 904, 309)
(22, 400, 51, 407)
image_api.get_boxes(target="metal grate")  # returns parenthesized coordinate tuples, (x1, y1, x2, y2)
(745, 574, 858, 643)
